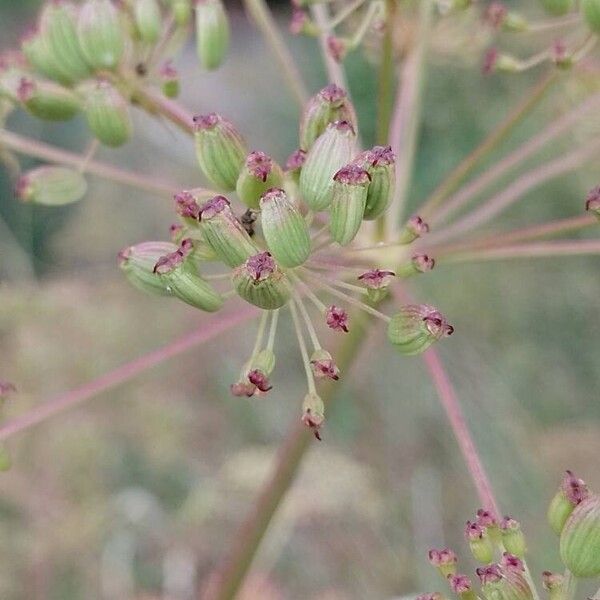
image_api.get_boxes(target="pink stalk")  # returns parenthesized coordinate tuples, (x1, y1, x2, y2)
(426, 138, 600, 246)
(421, 348, 501, 517)
(0, 307, 257, 442)
(310, 4, 349, 89)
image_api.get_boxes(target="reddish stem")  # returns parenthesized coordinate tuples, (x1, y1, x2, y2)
(421, 348, 501, 518)
(0, 307, 257, 441)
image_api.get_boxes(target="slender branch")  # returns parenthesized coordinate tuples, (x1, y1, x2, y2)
(438, 240, 600, 264)
(421, 348, 500, 517)
(418, 71, 557, 221)
(205, 310, 373, 600)
(0, 306, 258, 442)
(426, 138, 600, 246)
(387, 0, 433, 235)
(0, 129, 178, 196)
(311, 4, 349, 88)
(243, 0, 309, 109)
(376, 0, 396, 146)
(431, 92, 600, 226)
(134, 87, 195, 133)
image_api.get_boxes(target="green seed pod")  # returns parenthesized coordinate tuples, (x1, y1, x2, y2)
(21, 28, 72, 84)
(259, 188, 311, 268)
(160, 61, 180, 99)
(195, 0, 230, 70)
(329, 165, 369, 246)
(300, 120, 357, 211)
(559, 495, 600, 577)
(548, 470, 589, 535)
(252, 348, 276, 376)
(77, 0, 124, 70)
(153, 239, 224, 312)
(396, 254, 435, 278)
(198, 195, 258, 267)
(0, 443, 11, 472)
(387, 304, 454, 356)
(501, 568, 534, 600)
(134, 0, 162, 43)
(539, 0, 574, 16)
(398, 215, 429, 244)
(119, 241, 177, 296)
(358, 268, 395, 303)
(83, 81, 132, 147)
(193, 113, 248, 191)
(16, 166, 87, 206)
(17, 77, 80, 121)
(465, 521, 495, 564)
(284, 149, 306, 185)
(39, 1, 91, 82)
(299, 84, 357, 151)
(301, 391, 325, 440)
(500, 517, 527, 558)
(236, 151, 284, 210)
(171, 0, 192, 26)
(232, 251, 291, 309)
(542, 572, 565, 600)
(582, 0, 600, 31)
(353, 145, 395, 220)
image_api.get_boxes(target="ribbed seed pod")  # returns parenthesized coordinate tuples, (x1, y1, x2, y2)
(387, 304, 454, 355)
(500, 569, 535, 600)
(236, 151, 284, 210)
(16, 166, 87, 206)
(21, 28, 71, 84)
(259, 187, 311, 268)
(119, 241, 178, 296)
(198, 195, 258, 267)
(83, 81, 132, 147)
(299, 84, 357, 151)
(39, 1, 91, 82)
(582, 0, 600, 31)
(171, 0, 192, 26)
(195, 0, 230, 70)
(17, 77, 80, 121)
(559, 495, 600, 577)
(329, 164, 369, 246)
(193, 113, 248, 191)
(153, 240, 224, 312)
(134, 0, 162, 43)
(299, 120, 357, 211)
(353, 145, 395, 220)
(500, 517, 527, 558)
(250, 348, 276, 377)
(548, 470, 589, 535)
(539, 0, 574, 16)
(77, 0, 124, 70)
(232, 252, 290, 309)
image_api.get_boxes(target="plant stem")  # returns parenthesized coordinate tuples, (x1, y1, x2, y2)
(426, 137, 600, 246)
(134, 87, 195, 133)
(421, 347, 500, 516)
(437, 240, 600, 264)
(387, 0, 433, 236)
(430, 92, 600, 226)
(0, 306, 258, 442)
(418, 71, 557, 221)
(206, 310, 373, 600)
(0, 129, 178, 197)
(243, 0, 309, 109)
(311, 4, 349, 88)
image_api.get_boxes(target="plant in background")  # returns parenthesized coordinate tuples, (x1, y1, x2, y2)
(0, 0, 600, 597)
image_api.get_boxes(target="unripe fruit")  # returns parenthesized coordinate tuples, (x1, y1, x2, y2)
(236, 151, 284, 210)
(559, 495, 600, 577)
(260, 188, 311, 268)
(83, 81, 132, 147)
(119, 241, 179, 296)
(77, 0, 124, 70)
(17, 77, 80, 121)
(232, 252, 290, 309)
(548, 470, 589, 535)
(134, 0, 162, 43)
(195, 0, 230, 70)
(352, 145, 395, 220)
(16, 166, 88, 206)
(21, 28, 71, 84)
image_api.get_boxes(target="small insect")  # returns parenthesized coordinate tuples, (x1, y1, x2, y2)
(241, 209, 258, 237)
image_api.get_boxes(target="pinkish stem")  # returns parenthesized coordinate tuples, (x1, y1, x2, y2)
(421, 348, 501, 517)
(0, 306, 258, 441)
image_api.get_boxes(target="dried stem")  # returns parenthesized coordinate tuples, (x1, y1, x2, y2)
(0, 307, 257, 442)
(421, 348, 500, 517)
(387, 0, 433, 235)
(0, 129, 178, 196)
(243, 0, 309, 109)
(418, 71, 557, 221)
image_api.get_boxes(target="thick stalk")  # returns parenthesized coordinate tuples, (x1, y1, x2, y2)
(243, 0, 309, 109)
(205, 310, 372, 600)
(0, 307, 257, 442)
(1, 130, 178, 196)
(418, 72, 557, 221)
(387, 0, 433, 236)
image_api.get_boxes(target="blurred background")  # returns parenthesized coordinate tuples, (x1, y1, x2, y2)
(1, 0, 599, 598)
